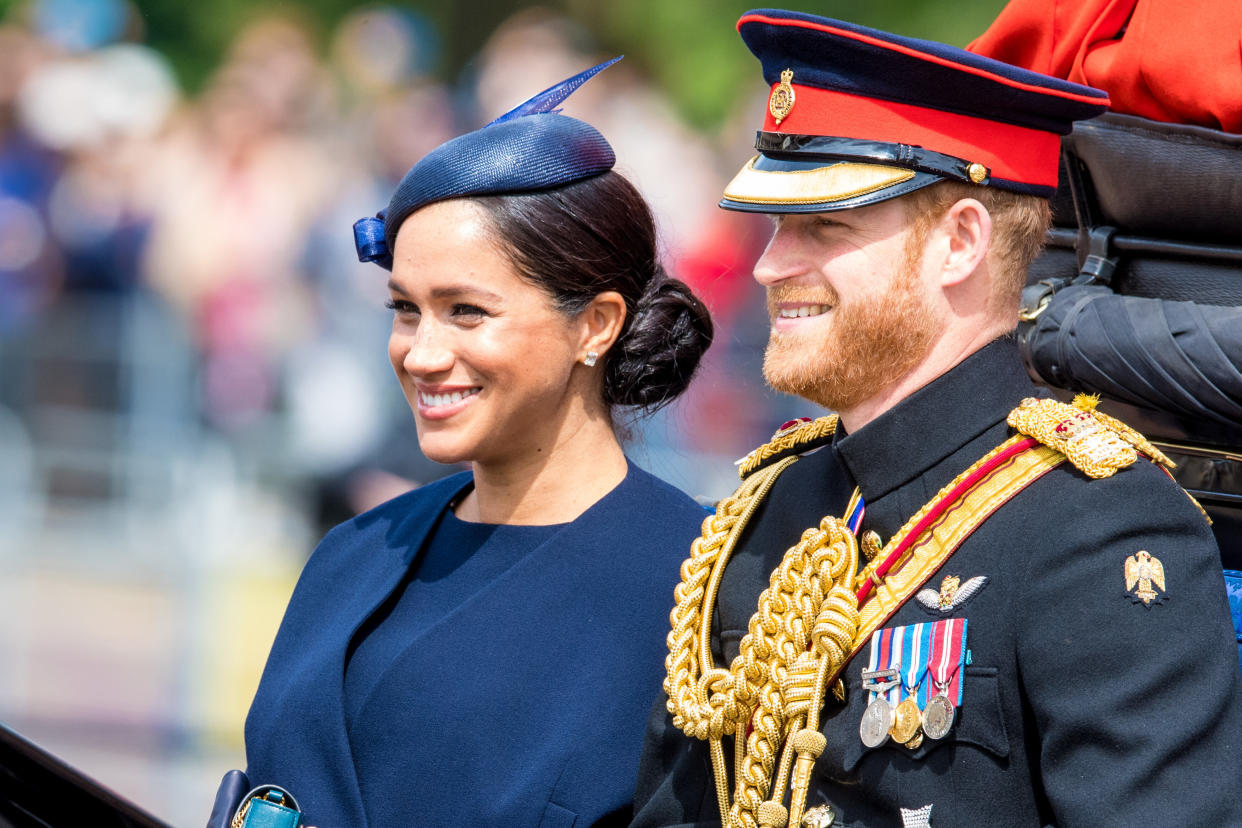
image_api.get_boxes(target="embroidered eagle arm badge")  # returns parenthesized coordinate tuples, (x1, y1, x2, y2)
(1125, 550, 1167, 606)
(736, 415, 838, 479)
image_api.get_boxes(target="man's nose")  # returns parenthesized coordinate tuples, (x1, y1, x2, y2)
(752, 224, 810, 287)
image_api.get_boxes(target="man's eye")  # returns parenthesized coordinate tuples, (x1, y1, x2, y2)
(385, 299, 419, 314)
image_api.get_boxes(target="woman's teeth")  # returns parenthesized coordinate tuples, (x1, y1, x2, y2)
(778, 304, 829, 319)
(421, 388, 480, 407)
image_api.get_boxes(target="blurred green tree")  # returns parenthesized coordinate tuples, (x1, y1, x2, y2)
(4, 0, 1009, 130)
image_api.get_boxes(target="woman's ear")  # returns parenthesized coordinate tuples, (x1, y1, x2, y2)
(938, 198, 992, 288)
(578, 290, 627, 362)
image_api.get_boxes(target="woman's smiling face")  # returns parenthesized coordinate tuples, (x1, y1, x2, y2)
(386, 199, 586, 468)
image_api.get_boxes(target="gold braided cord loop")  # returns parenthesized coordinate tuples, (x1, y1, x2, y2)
(736, 415, 838, 479)
(664, 459, 795, 742)
(665, 486, 860, 828)
(731, 518, 858, 828)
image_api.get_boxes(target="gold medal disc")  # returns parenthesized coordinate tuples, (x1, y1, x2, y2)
(890, 696, 922, 744)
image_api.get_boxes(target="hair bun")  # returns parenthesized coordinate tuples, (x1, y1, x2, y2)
(604, 270, 713, 411)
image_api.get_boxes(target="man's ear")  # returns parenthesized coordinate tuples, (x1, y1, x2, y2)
(578, 290, 627, 362)
(938, 198, 992, 288)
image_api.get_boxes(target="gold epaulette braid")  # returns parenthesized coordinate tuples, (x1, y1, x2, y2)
(665, 422, 860, 828)
(736, 416, 839, 479)
(1007, 393, 1172, 478)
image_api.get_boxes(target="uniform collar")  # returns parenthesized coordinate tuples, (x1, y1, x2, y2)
(834, 337, 1035, 501)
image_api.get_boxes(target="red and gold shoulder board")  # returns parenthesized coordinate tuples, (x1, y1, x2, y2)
(1006, 394, 1173, 478)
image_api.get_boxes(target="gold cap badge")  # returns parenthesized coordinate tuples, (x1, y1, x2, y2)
(769, 68, 796, 125)
(967, 162, 989, 184)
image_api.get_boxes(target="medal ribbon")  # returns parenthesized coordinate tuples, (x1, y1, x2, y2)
(900, 622, 930, 705)
(928, 617, 968, 705)
(844, 487, 866, 536)
(866, 626, 902, 706)
(866, 627, 882, 681)
(867, 619, 968, 707)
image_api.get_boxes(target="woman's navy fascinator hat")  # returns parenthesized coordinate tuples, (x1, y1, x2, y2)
(353, 57, 621, 271)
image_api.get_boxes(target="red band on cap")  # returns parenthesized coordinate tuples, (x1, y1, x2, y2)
(765, 83, 1062, 189)
(740, 12, 1111, 108)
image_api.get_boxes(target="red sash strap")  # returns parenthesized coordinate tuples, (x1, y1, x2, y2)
(839, 436, 1065, 682)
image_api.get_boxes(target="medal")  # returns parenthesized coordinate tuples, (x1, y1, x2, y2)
(860, 697, 894, 747)
(921, 691, 955, 740)
(890, 696, 922, 744)
(890, 623, 928, 744)
(862, 619, 967, 751)
(860, 667, 899, 748)
(919, 616, 967, 740)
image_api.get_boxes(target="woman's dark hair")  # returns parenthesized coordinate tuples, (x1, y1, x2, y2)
(473, 171, 713, 412)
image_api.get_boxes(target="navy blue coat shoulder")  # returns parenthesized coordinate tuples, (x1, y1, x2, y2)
(245, 462, 706, 827)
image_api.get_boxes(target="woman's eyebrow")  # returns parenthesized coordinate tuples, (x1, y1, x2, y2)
(429, 285, 504, 303)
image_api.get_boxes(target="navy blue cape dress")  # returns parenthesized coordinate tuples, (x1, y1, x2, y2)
(244, 462, 706, 827)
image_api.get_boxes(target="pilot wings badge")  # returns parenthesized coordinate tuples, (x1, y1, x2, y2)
(1125, 550, 1167, 606)
(916, 574, 988, 614)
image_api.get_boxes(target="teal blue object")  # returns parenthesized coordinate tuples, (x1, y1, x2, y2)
(1225, 570, 1242, 673)
(240, 789, 302, 828)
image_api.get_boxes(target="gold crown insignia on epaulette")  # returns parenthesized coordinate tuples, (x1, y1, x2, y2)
(735, 415, 839, 479)
(1006, 394, 1173, 479)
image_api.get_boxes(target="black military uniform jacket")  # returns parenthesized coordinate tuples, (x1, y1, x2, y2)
(633, 339, 1242, 827)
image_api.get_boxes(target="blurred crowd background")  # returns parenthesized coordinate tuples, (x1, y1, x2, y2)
(0, 0, 1006, 823)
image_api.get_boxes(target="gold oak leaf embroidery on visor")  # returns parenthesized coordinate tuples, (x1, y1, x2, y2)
(723, 157, 915, 205)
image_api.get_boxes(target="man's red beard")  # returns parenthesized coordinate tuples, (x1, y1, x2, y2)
(762, 248, 943, 414)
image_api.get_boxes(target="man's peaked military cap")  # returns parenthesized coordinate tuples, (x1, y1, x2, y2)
(721, 9, 1111, 213)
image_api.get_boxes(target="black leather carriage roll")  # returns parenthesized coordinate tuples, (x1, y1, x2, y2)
(1021, 112, 1242, 570)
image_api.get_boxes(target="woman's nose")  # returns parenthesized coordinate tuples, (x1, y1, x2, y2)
(397, 324, 454, 377)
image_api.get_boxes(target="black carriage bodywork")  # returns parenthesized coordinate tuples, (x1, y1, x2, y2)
(1020, 112, 1242, 657)
(0, 723, 171, 828)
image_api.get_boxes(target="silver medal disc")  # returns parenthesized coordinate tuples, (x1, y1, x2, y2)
(921, 693, 955, 740)
(859, 696, 894, 748)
